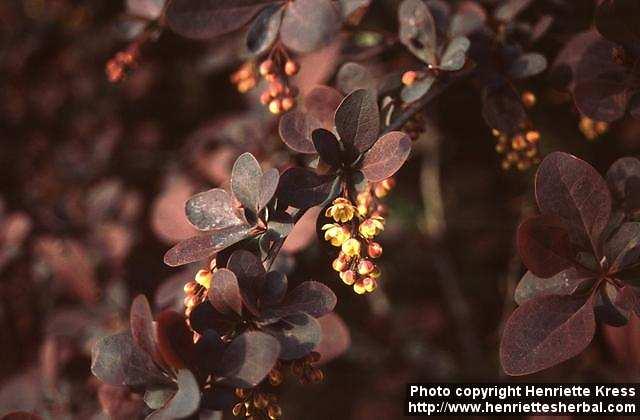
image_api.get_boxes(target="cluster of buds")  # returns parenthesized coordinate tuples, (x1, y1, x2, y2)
(231, 47, 300, 115)
(105, 45, 139, 83)
(183, 268, 213, 318)
(290, 352, 324, 385)
(492, 129, 541, 171)
(322, 180, 394, 294)
(578, 116, 609, 141)
(233, 388, 282, 420)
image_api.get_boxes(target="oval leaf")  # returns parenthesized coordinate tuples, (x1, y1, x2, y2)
(264, 312, 321, 360)
(399, 0, 437, 65)
(278, 110, 321, 154)
(500, 294, 596, 376)
(231, 153, 263, 214)
(246, 3, 284, 55)
(209, 268, 243, 316)
(312, 128, 343, 167)
(280, 0, 340, 53)
(147, 369, 200, 419)
(507, 52, 547, 80)
(335, 89, 380, 154)
(166, 0, 274, 40)
(514, 269, 596, 306)
(164, 225, 253, 267)
(439, 36, 470, 71)
(130, 295, 162, 366)
(517, 215, 575, 278)
(360, 131, 411, 182)
(535, 152, 612, 256)
(186, 188, 245, 231)
(280, 280, 337, 318)
(277, 167, 337, 209)
(220, 331, 281, 387)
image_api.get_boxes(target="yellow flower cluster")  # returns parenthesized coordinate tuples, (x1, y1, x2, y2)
(321, 180, 394, 294)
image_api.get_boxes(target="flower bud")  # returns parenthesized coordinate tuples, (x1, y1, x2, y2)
(332, 257, 348, 272)
(357, 259, 374, 275)
(402, 71, 418, 86)
(339, 270, 356, 285)
(367, 242, 383, 258)
(281, 97, 295, 111)
(259, 59, 274, 76)
(195, 269, 213, 289)
(284, 60, 299, 76)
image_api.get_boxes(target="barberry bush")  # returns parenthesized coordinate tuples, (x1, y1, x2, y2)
(1, 0, 640, 419)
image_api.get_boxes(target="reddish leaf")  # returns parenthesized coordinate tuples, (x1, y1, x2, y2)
(535, 152, 612, 256)
(312, 128, 343, 167)
(336, 62, 376, 94)
(500, 294, 596, 376)
(220, 331, 281, 387)
(259, 168, 280, 211)
(227, 250, 266, 314)
(517, 215, 575, 278)
(605, 222, 640, 272)
(315, 313, 351, 364)
(130, 295, 162, 366)
(209, 268, 243, 316)
(91, 332, 166, 387)
(606, 157, 640, 202)
(164, 225, 253, 267)
(335, 89, 380, 154)
(303, 85, 343, 129)
(507, 52, 547, 80)
(278, 110, 321, 154)
(1, 413, 43, 420)
(156, 311, 196, 370)
(185, 188, 246, 231)
(259, 271, 288, 307)
(481, 78, 528, 135)
(280, 0, 340, 53)
(574, 78, 630, 123)
(166, 0, 276, 40)
(147, 370, 200, 420)
(360, 132, 411, 182)
(514, 269, 595, 305)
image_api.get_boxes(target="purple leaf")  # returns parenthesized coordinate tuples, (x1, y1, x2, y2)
(605, 222, 640, 272)
(438, 36, 470, 71)
(220, 331, 281, 388)
(514, 269, 596, 306)
(130, 295, 163, 366)
(280, 0, 340, 53)
(360, 131, 411, 182)
(259, 271, 288, 307)
(335, 89, 380, 154)
(259, 168, 280, 211)
(147, 369, 201, 419)
(536, 152, 612, 256)
(280, 281, 337, 318)
(277, 167, 337, 209)
(303, 85, 343, 129)
(315, 313, 351, 364)
(517, 215, 575, 278)
(227, 250, 266, 315)
(500, 294, 596, 376)
(209, 268, 243, 316)
(278, 110, 321, 154)
(91, 331, 166, 387)
(166, 0, 276, 40)
(507, 52, 547, 80)
(400, 76, 435, 103)
(156, 310, 197, 370)
(312, 128, 343, 167)
(606, 157, 640, 202)
(336, 62, 376, 94)
(481, 78, 528, 135)
(164, 225, 253, 267)
(574, 78, 630, 123)
(185, 188, 246, 231)
(264, 312, 321, 360)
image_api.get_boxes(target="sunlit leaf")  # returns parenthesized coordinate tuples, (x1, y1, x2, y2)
(514, 269, 595, 306)
(164, 225, 253, 267)
(360, 131, 411, 182)
(220, 331, 281, 387)
(500, 294, 596, 376)
(144, 387, 176, 410)
(186, 189, 246, 231)
(279, 110, 321, 154)
(259, 168, 280, 212)
(91, 332, 166, 387)
(280, 0, 340, 53)
(400, 76, 435, 103)
(209, 268, 243, 316)
(231, 153, 263, 215)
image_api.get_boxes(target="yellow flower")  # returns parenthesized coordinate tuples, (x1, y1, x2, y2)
(353, 281, 367, 295)
(325, 198, 356, 223)
(322, 223, 351, 247)
(358, 216, 385, 239)
(341, 238, 361, 257)
(195, 269, 213, 289)
(340, 270, 356, 285)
